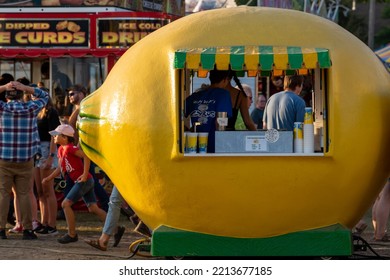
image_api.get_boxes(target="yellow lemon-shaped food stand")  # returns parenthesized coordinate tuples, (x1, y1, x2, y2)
(79, 7, 390, 256)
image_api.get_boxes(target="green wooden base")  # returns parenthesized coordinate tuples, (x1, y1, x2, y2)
(151, 224, 352, 257)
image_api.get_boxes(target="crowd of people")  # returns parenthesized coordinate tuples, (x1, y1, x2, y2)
(0, 72, 150, 247)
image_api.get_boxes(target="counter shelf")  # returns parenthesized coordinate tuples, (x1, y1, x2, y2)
(183, 153, 324, 157)
(183, 130, 324, 156)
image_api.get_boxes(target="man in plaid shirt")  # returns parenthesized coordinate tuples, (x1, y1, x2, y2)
(0, 81, 48, 240)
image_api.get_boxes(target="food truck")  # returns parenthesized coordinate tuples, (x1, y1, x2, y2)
(0, 2, 184, 211)
(0, 2, 183, 118)
(78, 6, 390, 257)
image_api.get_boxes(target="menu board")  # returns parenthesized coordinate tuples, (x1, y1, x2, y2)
(97, 18, 169, 48)
(0, 0, 185, 16)
(0, 19, 89, 48)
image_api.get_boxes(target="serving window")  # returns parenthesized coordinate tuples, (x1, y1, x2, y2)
(176, 46, 331, 156)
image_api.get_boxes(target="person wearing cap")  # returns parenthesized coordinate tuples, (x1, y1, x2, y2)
(0, 81, 48, 240)
(42, 124, 106, 244)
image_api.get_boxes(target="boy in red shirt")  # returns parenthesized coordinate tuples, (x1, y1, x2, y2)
(43, 124, 106, 244)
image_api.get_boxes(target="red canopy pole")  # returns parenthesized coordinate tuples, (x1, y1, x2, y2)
(107, 54, 116, 74)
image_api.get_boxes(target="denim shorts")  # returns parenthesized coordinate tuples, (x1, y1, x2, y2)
(35, 141, 58, 169)
(65, 178, 96, 207)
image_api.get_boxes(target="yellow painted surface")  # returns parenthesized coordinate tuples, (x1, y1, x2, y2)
(79, 7, 390, 238)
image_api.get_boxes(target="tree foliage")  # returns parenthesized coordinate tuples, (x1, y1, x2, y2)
(375, 3, 390, 47)
(232, 0, 389, 47)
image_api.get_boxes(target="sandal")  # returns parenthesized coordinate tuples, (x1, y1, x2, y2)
(85, 239, 107, 251)
(113, 226, 125, 247)
(353, 223, 367, 235)
(373, 234, 390, 242)
(134, 221, 152, 237)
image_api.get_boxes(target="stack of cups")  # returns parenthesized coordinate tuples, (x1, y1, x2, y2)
(293, 122, 304, 153)
(303, 107, 314, 153)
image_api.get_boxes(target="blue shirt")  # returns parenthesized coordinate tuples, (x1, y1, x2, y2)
(263, 90, 305, 131)
(185, 87, 232, 152)
(0, 88, 49, 162)
(251, 108, 265, 129)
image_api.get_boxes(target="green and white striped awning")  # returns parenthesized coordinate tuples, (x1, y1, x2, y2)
(174, 46, 331, 71)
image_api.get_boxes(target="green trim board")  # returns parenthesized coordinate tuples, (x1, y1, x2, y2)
(174, 46, 331, 71)
(151, 224, 352, 257)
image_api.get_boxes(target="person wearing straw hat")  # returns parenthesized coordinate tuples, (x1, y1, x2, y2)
(263, 75, 305, 131)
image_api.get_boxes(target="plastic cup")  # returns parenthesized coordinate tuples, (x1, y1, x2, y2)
(303, 124, 314, 153)
(293, 122, 304, 153)
(304, 107, 313, 124)
(217, 112, 228, 131)
(186, 132, 198, 154)
(293, 122, 304, 139)
(294, 139, 304, 153)
(198, 132, 208, 153)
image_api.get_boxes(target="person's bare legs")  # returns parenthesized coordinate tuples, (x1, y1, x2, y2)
(98, 233, 110, 248)
(372, 196, 379, 233)
(373, 180, 390, 240)
(10, 188, 22, 231)
(88, 203, 106, 222)
(34, 167, 47, 226)
(94, 204, 107, 246)
(28, 177, 39, 226)
(354, 219, 367, 234)
(86, 203, 107, 247)
(40, 168, 57, 228)
(62, 199, 76, 237)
